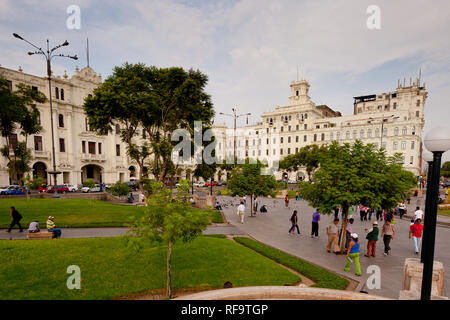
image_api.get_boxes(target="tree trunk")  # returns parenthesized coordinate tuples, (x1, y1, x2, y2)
(166, 241, 172, 299)
(339, 206, 349, 253)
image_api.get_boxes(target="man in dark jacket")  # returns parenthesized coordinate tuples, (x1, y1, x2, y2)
(7, 206, 23, 232)
(365, 221, 379, 257)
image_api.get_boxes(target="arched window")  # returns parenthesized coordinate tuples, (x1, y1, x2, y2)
(321, 133, 325, 141)
(58, 114, 64, 128)
(313, 134, 317, 142)
(368, 129, 372, 137)
(346, 131, 350, 139)
(60, 88, 64, 100)
(402, 127, 407, 135)
(360, 129, 364, 138)
(394, 127, 399, 136)
(352, 130, 357, 139)
(55, 87, 59, 99)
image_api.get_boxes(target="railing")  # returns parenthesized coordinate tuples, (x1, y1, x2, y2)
(80, 153, 106, 162)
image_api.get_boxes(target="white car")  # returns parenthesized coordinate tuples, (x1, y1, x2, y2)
(81, 185, 101, 193)
(64, 184, 78, 192)
(193, 181, 205, 187)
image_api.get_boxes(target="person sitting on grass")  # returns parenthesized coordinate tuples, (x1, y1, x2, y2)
(214, 200, 222, 210)
(46, 216, 62, 238)
(345, 233, 361, 276)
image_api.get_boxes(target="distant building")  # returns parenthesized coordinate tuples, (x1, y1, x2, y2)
(213, 78, 426, 180)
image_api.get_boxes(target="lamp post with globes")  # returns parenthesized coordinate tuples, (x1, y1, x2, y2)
(13, 33, 78, 199)
(421, 150, 433, 264)
(421, 127, 450, 300)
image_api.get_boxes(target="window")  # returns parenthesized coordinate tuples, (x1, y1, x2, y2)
(273, 149, 276, 155)
(411, 141, 415, 150)
(383, 127, 388, 136)
(412, 126, 416, 135)
(98, 143, 102, 154)
(280, 137, 283, 144)
(296, 90, 299, 96)
(58, 114, 64, 128)
(280, 148, 283, 155)
(394, 127, 399, 136)
(410, 156, 414, 165)
(375, 128, 380, 137)
(316, 125, 320, 129)
(82, 141, 86, 153)
(402, 127, 407, 135)
(288, 125, 291, 131)
(60, 88, 64, 101)
(352, 130, 357, 139)
(59, 138, 65, 152)
(303, 135, 307, 142)
(321, 133, 325, 141)
(55, 87, 59, 99)
(296, 125, 299, 130)
(116, 124, 120, 135)
(416, 111, 420, 117)
(295, 147, 298, 153)
(37, 111, 41, 125)
(288, 137, 291, 143)
(266, 138, 269, 144)
(401, 141, 406, 150)
(266, 149, 269, 156)
(88, 142, 96, 154)
(8, 134, 18, 149)
(346, 131, 350, 139)
(273, 138, 276, 144)
(34, 136, 43, 151)
(336, 132, 341, 140)
(281, 127, 284, 132)
(360, 130, 364, 138)
(287, 148, 291, 154)
(393, 102, 397, 109)
(296, 136, 299, 142)
(368, 129, 372, 138)
(416, 99, 420, 107)
(313, 134, 317, 142)
(305, 113, 308, 119)
(304, 124, 307, 130)
(116, 144, 121, 156)
(393, 142, 398, 150)
(330, 132, 334, 140)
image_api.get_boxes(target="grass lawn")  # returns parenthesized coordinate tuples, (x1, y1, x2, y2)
(438, 209, 450, 216)
(0, 236, 300, 300)
(0, 198, 221, 228)
(234, 237, 349, 290)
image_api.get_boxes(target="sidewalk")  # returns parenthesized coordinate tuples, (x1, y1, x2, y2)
(0, 224, 244, 240)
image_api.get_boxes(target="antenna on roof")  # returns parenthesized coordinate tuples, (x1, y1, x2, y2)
(86, 38, 90, 68)
(418, 67, 422, 87)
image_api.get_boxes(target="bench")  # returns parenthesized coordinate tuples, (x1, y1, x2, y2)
(27, 231, 54, 240)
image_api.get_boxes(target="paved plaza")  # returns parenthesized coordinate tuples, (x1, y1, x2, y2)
(216, 195, 450, 299)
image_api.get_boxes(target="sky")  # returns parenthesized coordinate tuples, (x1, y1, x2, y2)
(1, 0, 450, 162)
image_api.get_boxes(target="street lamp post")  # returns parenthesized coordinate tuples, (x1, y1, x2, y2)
(421, 127, 450, 300)
(421, 150, 433, 264)
(13, 33, 78, 199)
(219, 108, 251, 167)
(369, 115, 399, 149)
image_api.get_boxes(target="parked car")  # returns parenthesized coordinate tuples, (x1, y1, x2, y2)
(46, 185, 70, 194)
(0, 185, 29, 195)
(205, 182, 217, 187)
(64, 184, 78, 192)
(81, 184, 101, 193)
(193, 181, 205, 187)
(125, 181, 139, 191)
(217, 181, 226, 186)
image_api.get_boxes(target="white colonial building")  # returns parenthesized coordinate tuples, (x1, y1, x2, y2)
(0, 65, 143, 186)
(213, 78, 426, 181)
(0, 64, 427, 186)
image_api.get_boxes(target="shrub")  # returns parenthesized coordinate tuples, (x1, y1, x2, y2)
(108, 181, 131, 197)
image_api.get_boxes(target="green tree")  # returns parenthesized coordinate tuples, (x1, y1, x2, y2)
(0, 77, 46, 198)
(227, 160, 277, 216)
(299, 141, 416, 252)
(442, 161, 450, 178)
(127, 180, 209, 298)
(279, 144, 327, 181)
(107, 181, 131, 199)
(83, 63, 214, 193)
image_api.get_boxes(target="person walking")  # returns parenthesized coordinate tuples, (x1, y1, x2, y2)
(365, 221, 379, 257)
(381, 219, 396, 256)
(253, 196, 258, 214)
(295, 191, 299, 201)
(344, 233, 361, 276)
(414, 206, 424, 221)
(376, 208, 383, 221)
(398, 201, 406, 219)
(359, 204, 367, 221)
(345, 218, 354, 249)
(46, 216, 62, 238)
(326, 218, 340, 253)
(311, 211, 320, 238)
(237, 201, 245, 224)
(409, 218, 424, 255)
(289, 210, 301, 235)
(7, 206, 23, 233)
(284, 195, 290, 209)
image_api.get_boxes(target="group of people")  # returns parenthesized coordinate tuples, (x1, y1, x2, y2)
(287, 204, 426, 277)
(6, 206, 62, 238)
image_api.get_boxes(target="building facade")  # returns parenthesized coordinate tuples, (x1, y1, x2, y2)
(213, 79, 426, 181)
(0, 66, 142, 186)
(0, 64, 426, 186)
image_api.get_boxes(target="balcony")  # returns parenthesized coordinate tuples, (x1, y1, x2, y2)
(32, 150, 51, 159)
(80, 153, 106, 162)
